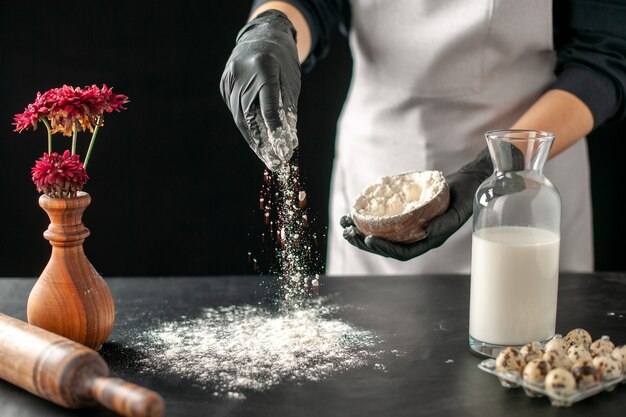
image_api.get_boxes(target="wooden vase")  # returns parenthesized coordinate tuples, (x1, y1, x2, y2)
(27, 191, 115, 351)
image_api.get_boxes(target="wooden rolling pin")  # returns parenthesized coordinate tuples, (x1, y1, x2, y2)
(0, 313, 164, 417)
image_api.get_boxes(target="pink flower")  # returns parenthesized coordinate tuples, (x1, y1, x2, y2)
(32, 150, 89, 198)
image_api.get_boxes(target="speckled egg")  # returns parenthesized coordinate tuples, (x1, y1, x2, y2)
(571, 359, 601, 387)
(612, 345, 626, 369)
(592, 355, 623, 381)
(590, 336, 615, 358)
(520, 342, 544, 363)
(544, 334, 568, 354)
(567, 344, 592, 363)
(545, 368, 577, 397)
(522, 359, 552, 397)
(543, 349, 572, 370)
(565, 328, 592, 348)
(496, 347, 526, 375)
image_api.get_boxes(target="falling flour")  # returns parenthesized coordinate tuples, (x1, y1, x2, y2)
(137, 298, 387, 398)
(253, 148, 322, 303)
(133, 112, 392, 399)
(274, 163, 321, 303)
(354, 170, 446, 217)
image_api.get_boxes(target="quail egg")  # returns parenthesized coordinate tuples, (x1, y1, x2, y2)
(592, 355, 623, 381)
(590, 335, 615, 358)
(495, 347, 526, 387)
(522, 359, 552, 397)
(545, 368, 577, 397)
(571, 359, 600, 387)
(520, 342, 544, 363)
(565, 328, 592, 348)
(612, 345, 626, 369)
(567, 344, 592, 363)
(496, 347, 526, 374)
(543, 349, 572, 370)
(544, 334, 568, 354)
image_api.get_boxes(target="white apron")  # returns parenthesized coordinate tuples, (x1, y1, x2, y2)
(327, 0, 594, 275)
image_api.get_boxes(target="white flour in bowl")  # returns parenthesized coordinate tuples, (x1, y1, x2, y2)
(354, 171, 446, 218)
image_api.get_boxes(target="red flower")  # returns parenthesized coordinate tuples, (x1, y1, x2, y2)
(15, 84, 128, 197)
(98, 84, 128, 113)
(13, 103, 42, 133)
(13, 84, 129, 136)
(32, 150, 89, 198)
(12, 90, 55, 132)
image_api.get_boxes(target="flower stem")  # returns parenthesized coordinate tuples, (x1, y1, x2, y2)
(41, 118, 53, 154)
(71, 122, 78, 156)
(84, 116, 101, 169)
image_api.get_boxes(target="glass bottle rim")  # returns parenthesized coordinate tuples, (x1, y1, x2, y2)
(485, 129, 555, 141)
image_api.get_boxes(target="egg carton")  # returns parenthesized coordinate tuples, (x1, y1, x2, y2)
(478, 358, 625, 407)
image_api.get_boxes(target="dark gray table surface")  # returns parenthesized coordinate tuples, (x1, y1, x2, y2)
(0, 274, 625, 417)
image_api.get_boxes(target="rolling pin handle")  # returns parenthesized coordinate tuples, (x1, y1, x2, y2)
(89, 376, 165, 417)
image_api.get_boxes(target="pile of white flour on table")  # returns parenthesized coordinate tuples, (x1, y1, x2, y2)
(137, 298, 388, 399)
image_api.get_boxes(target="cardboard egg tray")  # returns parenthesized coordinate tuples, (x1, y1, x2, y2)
(478, 358, 625, 407)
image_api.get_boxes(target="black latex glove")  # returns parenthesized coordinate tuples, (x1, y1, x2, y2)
(220, 10, 301, 170)
(341, 148, 495, 261)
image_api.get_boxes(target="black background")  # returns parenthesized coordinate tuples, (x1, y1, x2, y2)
(0, 1, 623, 277)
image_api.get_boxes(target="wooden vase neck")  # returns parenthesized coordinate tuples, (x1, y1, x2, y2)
(39, 191, 91, 247)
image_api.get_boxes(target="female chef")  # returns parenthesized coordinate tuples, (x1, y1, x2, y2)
(220, 0, 626, 275)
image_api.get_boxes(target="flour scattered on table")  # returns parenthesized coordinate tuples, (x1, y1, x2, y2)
(137, 298, 389, 397)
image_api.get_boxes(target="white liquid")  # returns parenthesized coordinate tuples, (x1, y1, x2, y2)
(469, 226, 560, 346)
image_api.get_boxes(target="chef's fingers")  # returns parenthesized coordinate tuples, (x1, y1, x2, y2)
(246, 110, 282, 170)
(241, 102, 282, 170)
(364, 236, 418, 261)
(425, 172, 474, 238)
(259, 81, 283, 132)
(281, 55, 301, 114)
(222, 78, 257, 152)
(233, 114, 257, 157)
(424, 205, 464, 239)
(258, 143, 284, 171)
(244, 105, 264, 149)
(284, 110, 299, 150)
(342, 226, 378, 254)
(340, 215, 355, 229)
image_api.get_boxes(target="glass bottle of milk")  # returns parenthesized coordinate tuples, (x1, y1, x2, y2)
(469, 130, 561, 358)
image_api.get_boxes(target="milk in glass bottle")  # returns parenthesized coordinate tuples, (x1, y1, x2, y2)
(469, 130, 561, 358)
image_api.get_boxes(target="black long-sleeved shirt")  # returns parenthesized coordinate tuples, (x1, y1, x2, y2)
(251, 0, 626, 128)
